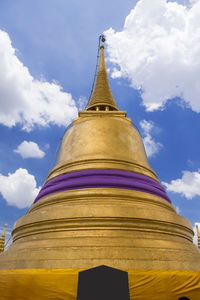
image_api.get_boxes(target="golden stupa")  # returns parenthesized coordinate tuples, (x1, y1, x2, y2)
(0, 42, 200, 300)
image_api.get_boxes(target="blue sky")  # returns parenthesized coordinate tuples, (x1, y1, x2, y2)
(0, 0, 200, 243)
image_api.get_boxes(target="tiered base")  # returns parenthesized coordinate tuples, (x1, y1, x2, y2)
(1, 188, 200, 270)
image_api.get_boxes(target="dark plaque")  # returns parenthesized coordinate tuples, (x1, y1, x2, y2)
(77, 265, 130, 300)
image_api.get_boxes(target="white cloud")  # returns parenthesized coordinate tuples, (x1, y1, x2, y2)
(140, 120, 162, 157)
(14, 141, 45, 158)
(0, 168, 40, 208)
(193, 222, 200, 246)
(175, 205, 181, 214)
(190, 0, 199, 4)
(78, 96, 88, 110)
(105, 0, 200, 112)
(0, 30, 78, 131)
(111, 68, 122, 79)
(162, 169, 200, 199)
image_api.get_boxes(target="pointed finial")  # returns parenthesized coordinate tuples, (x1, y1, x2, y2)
(100, 34, 106, 44)
(86, 36, 119, 111)
(0, 224, 7, 253)
(196, 225, 200, 249)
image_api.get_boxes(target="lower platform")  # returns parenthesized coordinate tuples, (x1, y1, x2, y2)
(0, 269, 199, 300)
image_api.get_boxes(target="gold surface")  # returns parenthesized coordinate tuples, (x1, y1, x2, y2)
(196, 225, 200, 249)
(0, 224, 7, 253)
(86, 45, 118, 111)
(46, 112, 158, 182)
(79, 110, 127, 118)
(0, 188, 200, 270)
(0, 269, 200, 300)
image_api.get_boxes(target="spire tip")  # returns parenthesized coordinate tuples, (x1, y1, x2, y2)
(86, 35, 118, 111)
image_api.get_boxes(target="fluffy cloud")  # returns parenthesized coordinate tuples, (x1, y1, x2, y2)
(140, 120, 162, 157)
(14, 141, 45, 158)
(105, 0, 200, 112)
(163, 169, 200, 199)
(0, 30, 78, 131)
(78, 96, 88, 110)
(0, 168, 40, 208)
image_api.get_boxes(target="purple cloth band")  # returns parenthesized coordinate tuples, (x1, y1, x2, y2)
(34, 169, 171, 204)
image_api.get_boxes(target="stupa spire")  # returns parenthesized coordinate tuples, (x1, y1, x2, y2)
(86, 45, 119, 111)
(0, 224, 7, 253)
